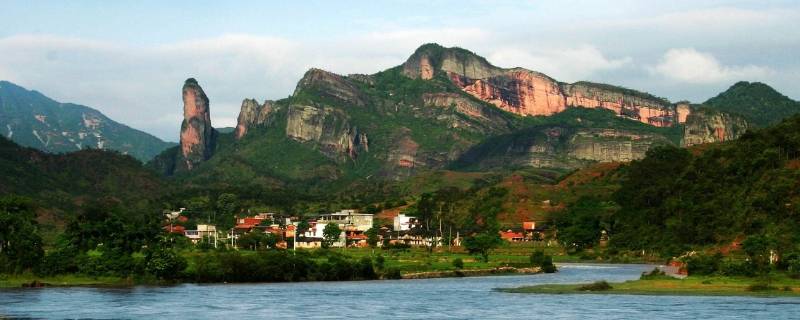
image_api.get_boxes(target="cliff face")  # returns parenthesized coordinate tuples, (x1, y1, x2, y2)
(285, 105, 368, 161)
(179, 78, 216, 170)
(403, 44, 678, 127)
(568, 129, 669, 162)
(234, 99, 274, 139)
(421, 92, 513, 133)
(294, 68, 366, 107)
(453, 126, 671, 171)
(682, 108, 749, 147)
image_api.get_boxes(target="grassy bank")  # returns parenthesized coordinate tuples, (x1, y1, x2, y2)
(0, 274, 133, 288)
(1, 243, 635, 288)
(500, 274, 800, 297)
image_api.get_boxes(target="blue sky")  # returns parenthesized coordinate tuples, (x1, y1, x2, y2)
(1, 1, 798, 141)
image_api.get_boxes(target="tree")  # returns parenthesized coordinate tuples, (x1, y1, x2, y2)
(322, 223, 342, 249)
(238, 230, 277, 250)
(555, 197, 611, 251)
(463, 232, 503, 262)
(297, 220, 310, 234)
(530, 250, 557, 273)
(742, 234, 774, 277)
(365, 227, 379, 248)
(145, 245, 187, 280)
(452, 258, 464, 269)
(0, 195, 43, 273)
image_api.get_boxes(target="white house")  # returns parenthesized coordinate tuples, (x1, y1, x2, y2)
(393, 213, 417, 231)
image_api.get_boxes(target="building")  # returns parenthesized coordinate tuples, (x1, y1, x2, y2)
(500, 229, 525, 242)
(317, 209, 373, 232)
(393, 213, 419, 231)
(185, 224, 217, 244)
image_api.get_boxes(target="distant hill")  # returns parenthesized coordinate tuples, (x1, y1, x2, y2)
(0, 81, 175, 161)
(0, 135, 165, 229)
(704, 81, 800, 127)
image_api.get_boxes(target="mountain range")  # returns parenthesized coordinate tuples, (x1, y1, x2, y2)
(0, 81, 175, 161)
(148, 43, 799, 189)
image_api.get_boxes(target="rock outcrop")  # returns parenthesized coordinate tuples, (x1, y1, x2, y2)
(403, 44, 679, 127)
(285, 105, 368, 161)
(568, 129, 670, 162)
(453, 126, 672, 170)
(294, 68, 366, 107)
(179, 78, 216, 170)
(234, 99, 274, 139)
(421, 93, 513, 133)
(682, 108, 749, 147)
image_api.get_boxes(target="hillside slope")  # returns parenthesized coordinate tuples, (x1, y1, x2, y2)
(0, 81, 175, 161)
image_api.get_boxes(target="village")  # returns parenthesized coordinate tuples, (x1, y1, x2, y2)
(163, 208, 552, 250)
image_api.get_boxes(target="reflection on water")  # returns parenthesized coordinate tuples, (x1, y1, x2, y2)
(1, 264, 798, 319)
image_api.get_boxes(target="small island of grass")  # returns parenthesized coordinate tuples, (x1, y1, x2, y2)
(499, 269, 800, 297)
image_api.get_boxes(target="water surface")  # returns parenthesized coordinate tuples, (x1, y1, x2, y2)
(2, 263, 799, 319)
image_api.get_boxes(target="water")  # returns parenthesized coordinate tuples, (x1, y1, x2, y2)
(1, 263, 799, 319)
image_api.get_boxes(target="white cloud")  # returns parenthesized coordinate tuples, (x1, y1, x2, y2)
(488, 45, 631, 81)
(650, 48, 771, 84)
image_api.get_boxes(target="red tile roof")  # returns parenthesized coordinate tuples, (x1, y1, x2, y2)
(499, 230, 524, 239)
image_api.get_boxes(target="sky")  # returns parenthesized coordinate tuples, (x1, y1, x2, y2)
(1, 0, 798, 142)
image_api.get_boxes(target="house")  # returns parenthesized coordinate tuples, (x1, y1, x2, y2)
(500, 229, 525, 242)
(346, 232, 368, 247)
(164, 224, 186, 234)
(295, 237, 323, 248)
(317, 209, 373, 232)
(185, 224, 217, 244)
(523, 221, 550, 240)
(393, 213, 419, 231)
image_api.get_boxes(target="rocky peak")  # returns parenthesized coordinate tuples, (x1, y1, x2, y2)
(293, 68, 366, 106)
(401, 43, 501, 80)
(179, 78, 216, 170)
(234, 99, 274, 140)
(403, 44, 677, 127)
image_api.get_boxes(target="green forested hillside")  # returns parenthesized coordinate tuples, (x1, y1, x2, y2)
(602, 115, 800, 257)
(0, 81, 175, 161)
(0, 136, 164, 217)
(704, 81, 800, 127)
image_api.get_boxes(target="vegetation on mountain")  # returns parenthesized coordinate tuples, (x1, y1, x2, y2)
(704, 81, 800, 127)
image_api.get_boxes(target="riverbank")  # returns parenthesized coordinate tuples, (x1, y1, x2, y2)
(0, 266, 543, 288)
(0, 274, 136, 288)
(499, 274, 800, 297)
(402, 266, 540, 279)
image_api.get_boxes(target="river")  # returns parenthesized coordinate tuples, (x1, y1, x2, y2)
(1, 263, 799, 319)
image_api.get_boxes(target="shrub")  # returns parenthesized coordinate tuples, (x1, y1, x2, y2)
(530, 250, 557, 273)
(640, 267, 673, 280)
(685, 253, 722, 276)
(145, 246, 187, 280)
(578, 281, 612, 291)
(719, 260, 756, 277)
(452, 258, 464, 270)
(383, 268, 402, 280)
(746, 283, 773, 292)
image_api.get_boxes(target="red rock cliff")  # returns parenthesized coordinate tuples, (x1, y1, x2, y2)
(179, 78, 216, 170)
(402, 44, 682, 127)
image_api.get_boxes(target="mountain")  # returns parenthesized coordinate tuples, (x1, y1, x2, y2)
(704, 81, 800, 127)
(0, 135, 165, 234)
(149, 44, 788, 189)
(0, 81, 175, 161)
